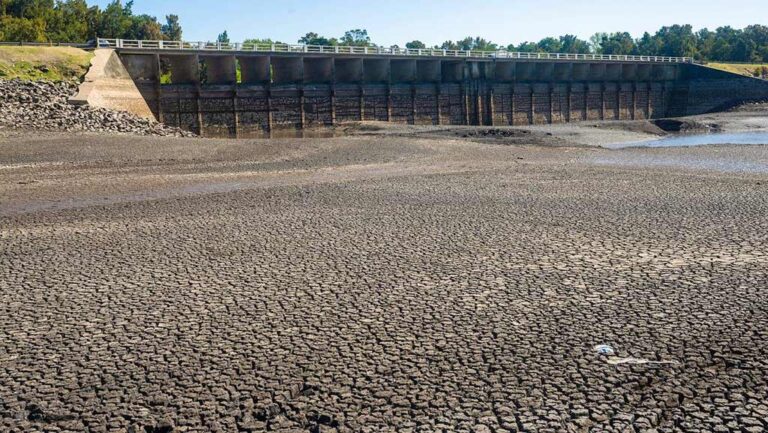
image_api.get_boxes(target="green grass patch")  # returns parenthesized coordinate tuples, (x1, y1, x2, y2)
(707, 62, 768, 79)
(0, 46, 93, 81)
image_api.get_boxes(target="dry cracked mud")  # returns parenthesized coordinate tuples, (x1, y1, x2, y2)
(1, 128, 767, 433)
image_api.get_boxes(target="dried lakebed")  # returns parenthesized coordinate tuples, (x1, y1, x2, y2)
(1, 132, 767, 433)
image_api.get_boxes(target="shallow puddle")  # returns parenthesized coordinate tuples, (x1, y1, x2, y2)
(606, 131, 768, 149)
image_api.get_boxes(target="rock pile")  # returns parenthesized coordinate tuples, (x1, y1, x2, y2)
(0, 79, 195, 137)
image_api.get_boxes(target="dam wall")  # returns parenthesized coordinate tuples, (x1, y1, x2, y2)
(99, 47, 768, 138)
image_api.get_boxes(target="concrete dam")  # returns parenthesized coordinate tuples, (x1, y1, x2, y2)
(79, 39, 768, 138)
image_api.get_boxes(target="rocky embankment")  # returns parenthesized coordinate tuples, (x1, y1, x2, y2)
(0, 79, 195, 137)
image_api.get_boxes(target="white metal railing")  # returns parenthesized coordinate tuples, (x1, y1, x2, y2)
(98, 38, 694, 63)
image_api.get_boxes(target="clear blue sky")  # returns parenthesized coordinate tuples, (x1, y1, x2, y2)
(94, 0, 766, 46)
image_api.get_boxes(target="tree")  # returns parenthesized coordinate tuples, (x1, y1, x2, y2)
(46, 0, 90, 42)
(511, 42, 538, 52)
(217, 30, 229, 44)
(558, 34, 591, 54)
(161, 14, 182, 40)
(340, 29, 371, 46)
(405, 40, 426, 49)
(298, 32, 336, 46)
(598, 32, 636, 55)
(536, 37, 562, 53)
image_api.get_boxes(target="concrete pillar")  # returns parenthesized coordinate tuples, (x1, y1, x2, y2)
(387, 82, 392, 122)
(359, 85, 365, 121)
(331, 84, 337, 125)
(548, 84, 554, 124)
(631, 82, 637, 120)
(267, 86, 273, 132)
(646, 82, 652, 118)
(233, 89, 239, 137)
(583, 84, 589, 121)
(154, 54, 162, 123)
(202, 55, 236, 84)
(530, 86, 535, 125)
(304, 57, 333, 83)
(436, 83, 442, 125)
(510, 83, 515, 125)
(299, 86, 306, 128)
(462, 83, 470, 125)
(488, 85, 495, 126)
(239, 56, 270, 84)
(566, 83, 572, 123)
(601, 82, 606, 120)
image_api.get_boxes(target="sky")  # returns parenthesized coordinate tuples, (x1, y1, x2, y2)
(93, 0, 767, 46)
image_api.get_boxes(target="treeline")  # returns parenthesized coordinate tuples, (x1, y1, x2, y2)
(0, 0, 182, 43)
(2, 2, 767, 64)
(285, 24, 768, 63)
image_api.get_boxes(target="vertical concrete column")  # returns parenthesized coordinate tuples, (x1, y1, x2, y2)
(331, 84, 337, 125)
(435, 83, 442, 125)
(616, 85, 622, 120)
(530, 86, 535, 125)
(476, 88, 483, 126)
(488, 85, 495, 126)
(510, 83, 515, 125)
(386, 60, 392, 122)
(566, 83, 572, 123)
(411, 84, 417, 125)
(233, 89, 239, 138)
(631, 83, 637, 120)
(299, 86, 306, 128)
(266, 85, 273, 133)
(646, 82, 652, 118)
(359, 85, 365, 122)
(154, 54, 163, 123)
(600, 82, 606, 120)
(548, 84, 554, 124)
(462, 83, 469, 125)
(661, 82, 668, 118)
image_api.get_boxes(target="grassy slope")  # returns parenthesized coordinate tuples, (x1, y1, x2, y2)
(0, 47, 92, 81)
(707, 62, 767, 78)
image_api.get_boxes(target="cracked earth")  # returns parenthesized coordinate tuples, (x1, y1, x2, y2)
(1, 130, 767, 433)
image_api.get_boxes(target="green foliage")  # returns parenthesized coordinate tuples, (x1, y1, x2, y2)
(405, 40, 425, 49)
(298, 32, 337, 46)
(161, 14, 181, 41)
(243, 38, 282, 46)
(216, 30, 229, 44)
(0, 0, 182, 43)
(340, 29, 371, 47)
